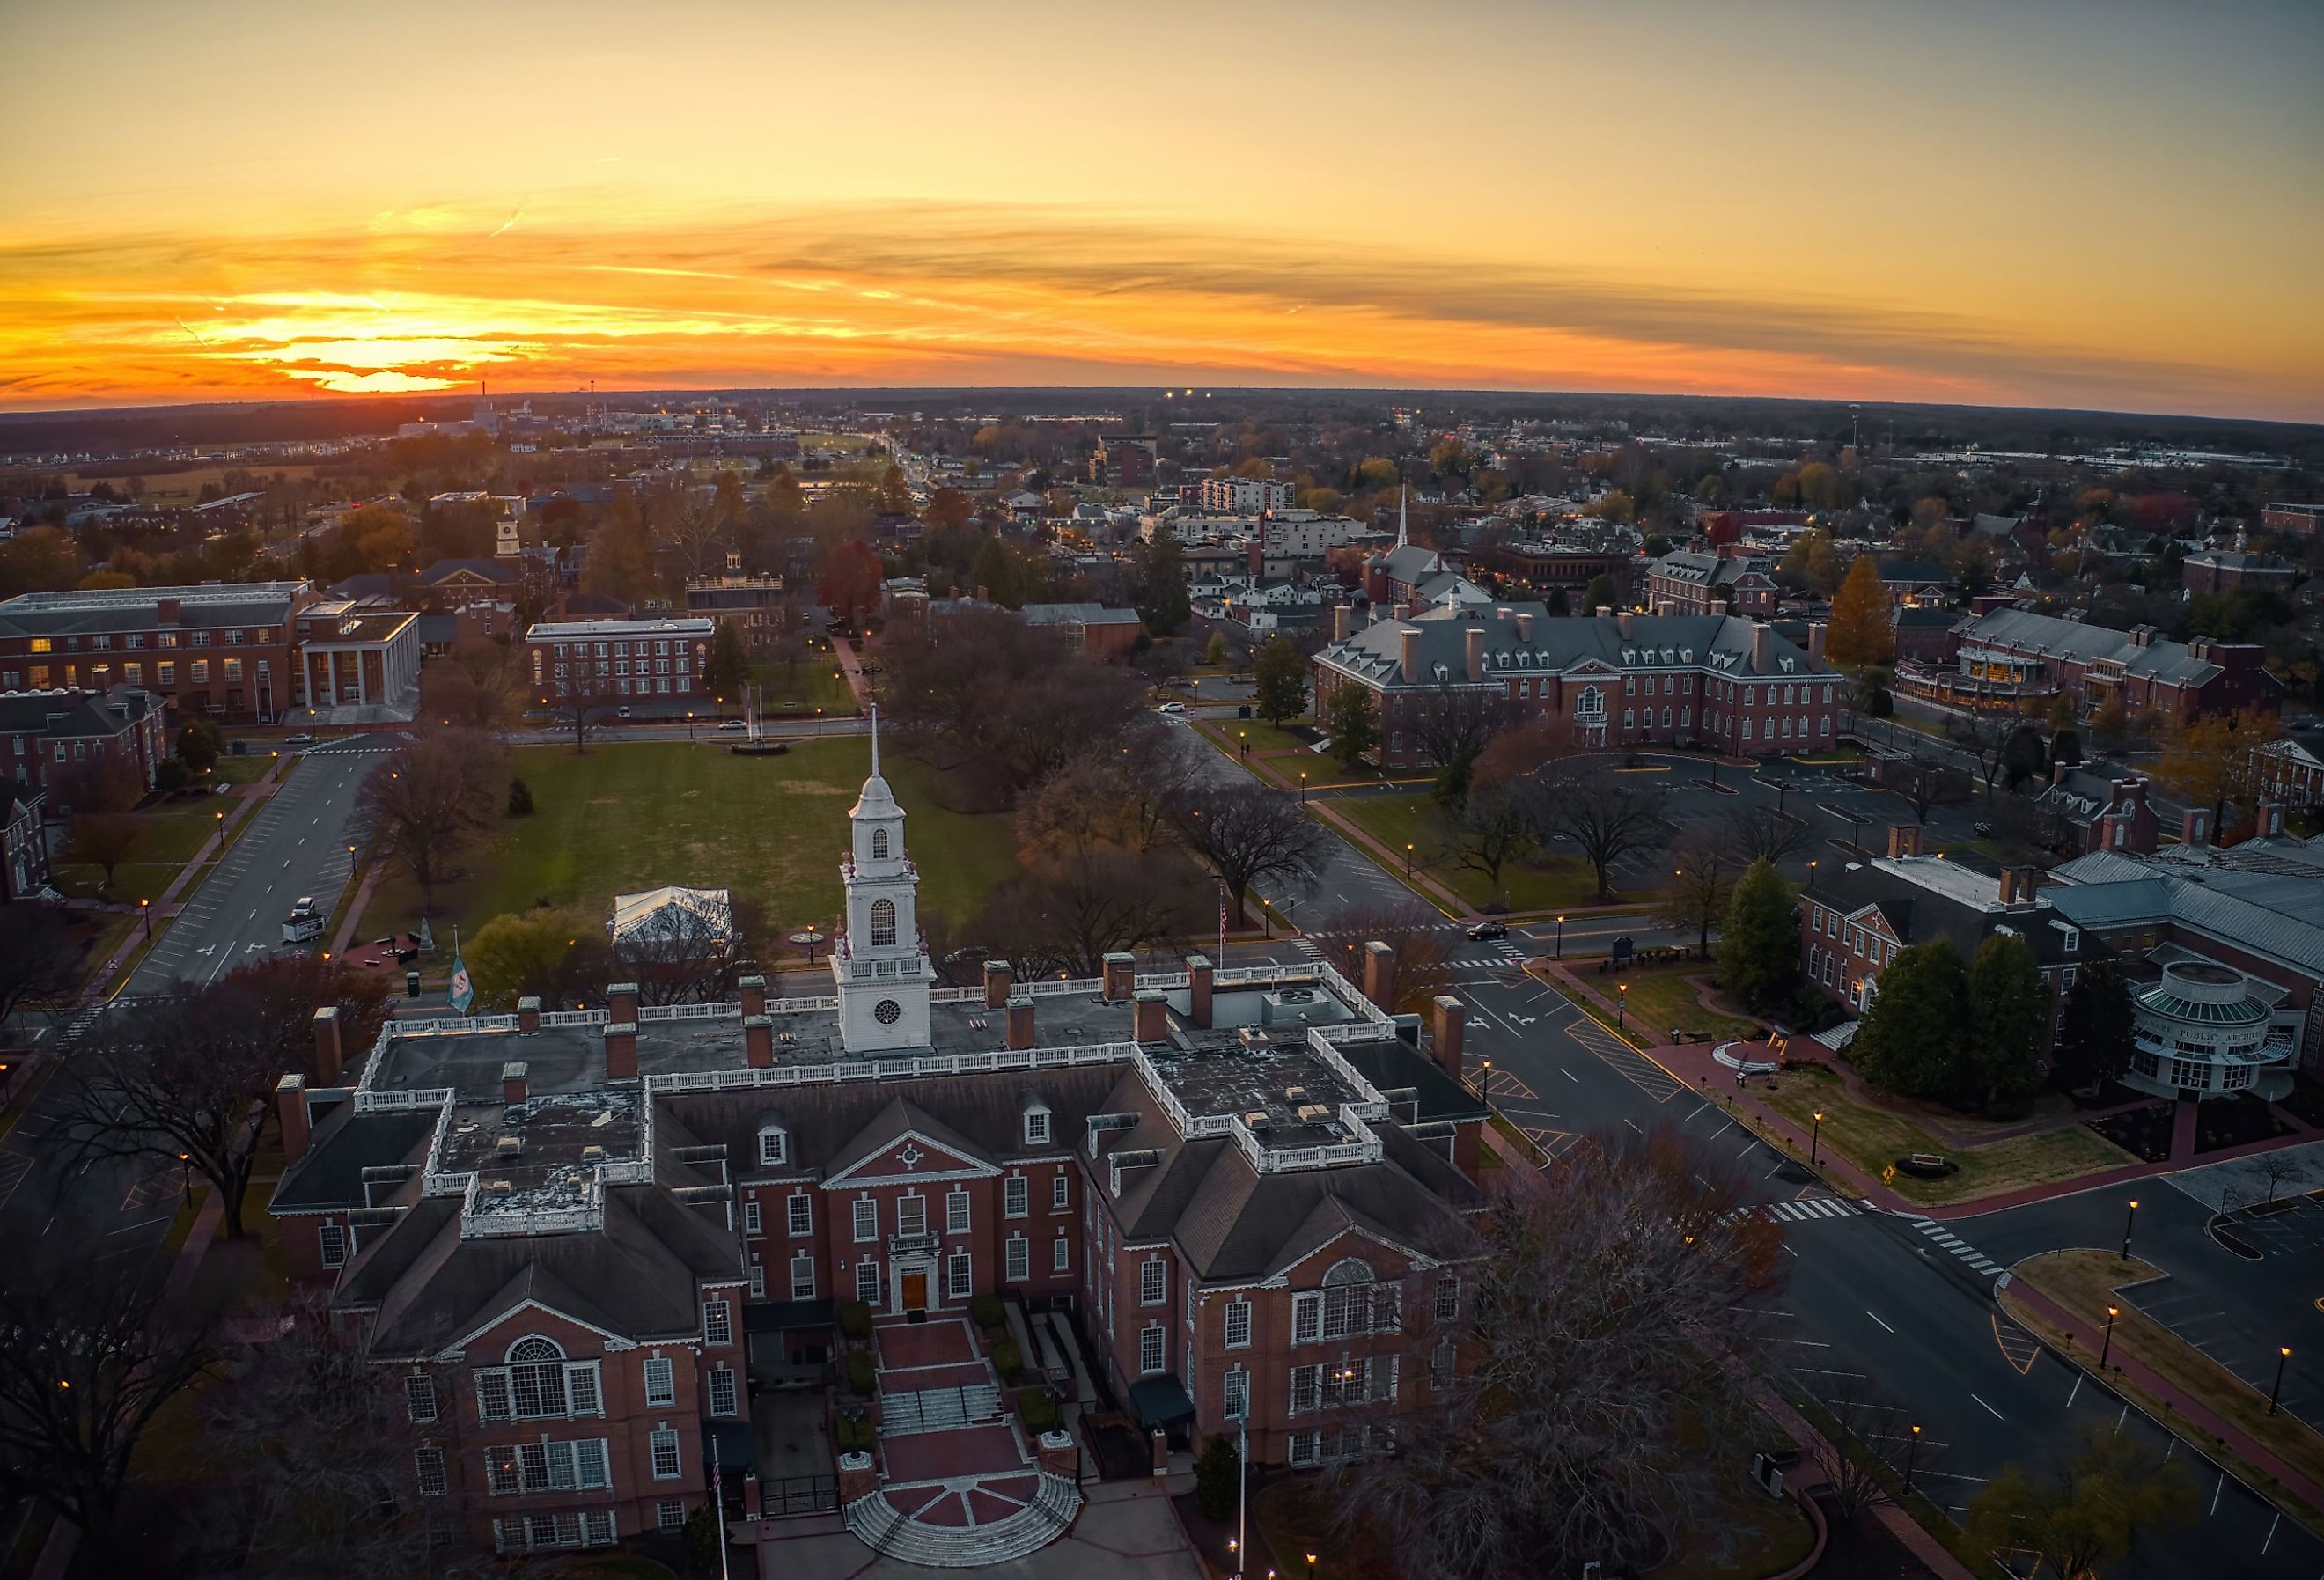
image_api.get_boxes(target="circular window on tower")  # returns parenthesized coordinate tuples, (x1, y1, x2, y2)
(874, 999, 902, 1025)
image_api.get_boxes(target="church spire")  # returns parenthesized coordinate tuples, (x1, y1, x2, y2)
(869, 702, 879, 778)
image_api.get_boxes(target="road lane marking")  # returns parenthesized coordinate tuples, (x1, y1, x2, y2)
(1865, 1310, 1895, 1334)
(1971, 1393, 2004, 1420)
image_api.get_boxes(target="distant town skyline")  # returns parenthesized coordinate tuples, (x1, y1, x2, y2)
(3, 0, 2320, 422)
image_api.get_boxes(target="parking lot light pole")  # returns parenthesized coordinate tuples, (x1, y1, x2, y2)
(2122, 1198, 2139, 1264)
(1616, 982, 1628, 1029)
(2273, 1347, 2291, 1415)
(1810, 1111, 1824, 1166)
(2101, 1305, 2117, 1368)
(1404, 842, 1414, 878)
(140, 898, 151, 942)
(1903, 1424, 1921, 1495)
(1555, 915, 1564, 958)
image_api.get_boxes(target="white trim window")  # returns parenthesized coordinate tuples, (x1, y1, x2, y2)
(1224, 1367, 1249, 1422)
(856, 1260, 881, 1305)
(319, 1222, 347, 1268)
(749, 1264, 766, 1300)
(1051, 1236, 1070, 1273)
(853, 1197, 878, 1242)
(415, 1446, 447, 1497)
(644, 1356, 675, 1408)
(1005, 1176, 1029, 1218)
(791, 1253, 817, 1300)
(758, 1126, 788, 1167)
(1433, 1276, 1460, 1323)
(946, 1189, 971, 1234)
(703, 1298, 732, 1347)
(405, 1375, 438, 1423)
(948, 1251, 973, 1299)
(658, 1499, 687, 1532)
(1024, 1103, 1051, 1147)
(708, 1367, 739, 1418)
(1139, 1325, 1166, 1376)
(897, 1194, 927, 1238)
(743, 1199, 761, 1235)
(1224, 1299, 1252, 1349)
(1006, 1235, 1029, 1282)
(477, 1338, 602, 1422)
(788, 1194, 813, 1237)
(1139, 1260, 1166, 1306)
(651, 1429, 682, 1481)
(488, 1437, 614, 1495)
(1051, 1173, 1070, 1210)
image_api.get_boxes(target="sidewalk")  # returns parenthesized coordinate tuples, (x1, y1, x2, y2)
(75, 772, 279, 1004)
(829, 636, 872, 709)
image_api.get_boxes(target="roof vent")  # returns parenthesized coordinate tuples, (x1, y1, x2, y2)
(580, 1144, 607, 1164)
(1283, 1085, 1309, 1103)
(485, 1179, 515, 1197)
(1295, 1104, 1335, 1124)
(495, 1135, 524, 1157)
(1243, 1111, 1271, 1130)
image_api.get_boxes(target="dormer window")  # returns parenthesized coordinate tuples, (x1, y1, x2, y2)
(1024, 1099, 1052, 1148)
(757, 1118, 789, 1167)
(2061, 927, 2080, 954)
(871, 828, 889, 860)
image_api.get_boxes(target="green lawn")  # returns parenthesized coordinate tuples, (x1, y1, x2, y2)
(360, 738, 1021, 941)
(1329, 790, 1609, 912)
(48, 795, 236, 900)
(1208, 717, 1318, 756)
(1603, 962, 1761, 1042)
(205, 752, 283, 784)
(746, 656, 859, 717)
(1759, 1068, 2136, 1205)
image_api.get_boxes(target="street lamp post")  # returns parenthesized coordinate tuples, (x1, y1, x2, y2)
(1404, 842, 1414, 878)
(178, 1151, 192, 1209)
(1616, 982, 1628, 1029)
(2101, 1304, 2117, 1369)
(1555, 915, 1565, 959)
(2272, 1347, 2291, 1415)
(1239, 730, 1249, 761)
(815, 707, 823, 737)
(686, 710, 695, 742)
(140, 898, 151, 942)
(1298, 770, 1307, 803)
(2122, 1197, 2140, 1264)
(1810, 1111, 1824, 1166)
(1903, 1423, 1921, 1495)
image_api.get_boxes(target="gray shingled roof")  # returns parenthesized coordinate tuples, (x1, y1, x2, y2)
(269, 1102, 437, 1213)
(1804, 858, 2085, 970)
(1318, 607, 1828, 690)
(1955, 608, 2225, 687)
(2048, 850, 2324, 977)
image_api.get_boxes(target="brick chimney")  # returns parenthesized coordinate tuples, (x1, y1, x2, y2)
(1134, 990, 1168, 1042)
(1364, 939, 1395, 1010)
(738, 974, 767, 1016)
(1005, 994, 1035, 1051)
(1400, 627, 1420, 681)
(276, 1073, 311, 1163)
(1431, 995, 1466, 1080)
(1615, 610, 1632, 639)
(2000, 867, 2039, 906)
(609, 981, 639, 1024)
(745, 1014, 774, 1067)
(606, 1021, 639, 1080)
(1515, 612, 1533, 642)
(1332, 605, 1352, 643)
(2052, 758, 2075, 787)
(1187, 954, 1214, 1028)
(312, 1005, 343, 1087)
(1247, 539, 1263, 579)
(157, 597, 180, 625)
(502, 1061, 528, 1105)
(1465, 627, 1486, 682)
(1103, 952, 1136, 1000)
(1392, 603, 1411, 622)
(517, 996, 541, 1033)
(1886, 823, 1923, 859)
(1751, 621, 1771, 672)
(1807, 622, 1827, 665)
(984, 959, 1014, 1010)
(2181, 807, 2211, 848)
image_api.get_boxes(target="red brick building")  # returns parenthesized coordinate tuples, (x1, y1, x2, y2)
(526, 615, 717, 706)
(0, 582, 312, 723)
(1312, 604, 1840, 768)
(1646, 549, 1778, 616)
(0, 685, 169, 805)
(1929, 607, 2281, 726)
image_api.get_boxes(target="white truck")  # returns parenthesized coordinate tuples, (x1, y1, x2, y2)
(281, 896, 323, 945)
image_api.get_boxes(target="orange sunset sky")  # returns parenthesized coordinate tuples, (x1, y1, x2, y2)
(3, 0, 2320, 421)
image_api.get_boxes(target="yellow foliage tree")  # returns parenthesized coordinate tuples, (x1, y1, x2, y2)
(1824, 555, 1895, 666)
(2153, 706, 2284, 825)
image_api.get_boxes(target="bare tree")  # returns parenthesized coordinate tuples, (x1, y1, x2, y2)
(0, 1225, 222, 1551)
(544, 677, 618, 755)
(0, 905, 81, 1025)
(354, 730, 505, 914)
(63, 812, 143, 896)
(1166, 782, 1329, 922)
(969, 847, 1202, 980)
(1883, 749, 1953, 824)
(1447, 776, 1546, 907)
(1810, 1393, 1906, 1523)
(1541, 761, 1665, 903)
(2258, 1150, 2305, 1205)
(202, 1301, 435, 1580)
(1724, 801, 1811, 866)
(46, 751, 143, 816)
(614, 891, 758, 1006)
(664, 495, 731, 588)
(1946, 708, 2017, 802)
(1329, 1128, 1783, 1580)
(420, 638, 526, 731)
(1658, 829, 1737, 954)
(1406, 682, 1515, 775)
(1313, 898, 1448, 1012)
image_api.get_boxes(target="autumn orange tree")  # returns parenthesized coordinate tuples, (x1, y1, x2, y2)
(2154, 705, 2284, 827)
(1824, 554, 1895, 666)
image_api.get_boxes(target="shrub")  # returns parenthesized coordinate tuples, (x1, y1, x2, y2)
(505, 776, 533, 816)
(1194, 1433, 1240, 1522)
(835, 1412, 874, 1453)
(969, 1293, 1005, 1330)
(847, 1348, 876, 1396)
(683, 1502, 721, 1576)
(990, 1336, 1023, 1380)
(1016, 1387, 1060, 1434)
(153, 758, 191, 794)
(838, 1301, 872, 1340)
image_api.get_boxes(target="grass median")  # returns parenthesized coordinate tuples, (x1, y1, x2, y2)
(1328, 790, 1608, 911)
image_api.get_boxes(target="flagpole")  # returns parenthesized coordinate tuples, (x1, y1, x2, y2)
(711, 1440, 732, 1580)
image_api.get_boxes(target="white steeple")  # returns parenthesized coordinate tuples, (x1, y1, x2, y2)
(835, 704, 932, 1053)
(1396, 484, 1408, 548)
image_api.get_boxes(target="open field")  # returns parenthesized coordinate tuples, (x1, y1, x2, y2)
(48, 793, 237, 901)
(358, 738, 1021, 941)
(1760, 1068, 2136, 1205)
(1597, 960, 1761, 1042)
(1331, 790, 1611, 912)
(746, 656, 858, 717)
(64, 462, 331, 507)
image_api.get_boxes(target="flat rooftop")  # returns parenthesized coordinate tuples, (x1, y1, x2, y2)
(1870, 855, 2041, 912)
(1146, 1025, 1369, 1151)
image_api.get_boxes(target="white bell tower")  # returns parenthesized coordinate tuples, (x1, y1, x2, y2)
(835, 708, 932, 1052)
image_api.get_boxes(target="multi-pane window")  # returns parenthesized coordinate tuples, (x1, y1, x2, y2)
(869, 899, 897, 947)
(1224, 1368, 1249, 1422)
(1052, 1236, 1070, 1273)
(488, 1438, 614, 1495)
(406, 1375, 438, 1423)
(1225, 1300, 1252, 1349)
(791, 1253, 816, 1300)
(748, 1264, 766, 1300)
(319, 1222, 347, 1268)
(703, 1299, 732, 1347)
(1431, 1340, 1457, 1393)
(946, 1190, 970, 1234)
(1004, 1176, 1028, 1218)
(897, 1195, 926, 1237)
(1139, 1260, 1166, 1305)
(415, 1447, 447, 1497)
(644, 1356, 675, 1408)
(948, 1252, 973, 1300)
(1139, 1326, 1165, 1375)
(856, 1260, 881, 1304)
(743, 1200, 761, 1235)
(789, 1195, 813, 1237)
(1433, 1276, 1460, 1323)
(853, 1198, 877, 1242)
(651, 1429, 682, 1481)
(1024, 1108, 1050, 1145)
(708, 1367, 739, 1417)
(1005, 1236, 1029, 1282)
(1051, 1174, 1070, 1210)
(481, 1339, 602, 1421)
(658, 1500, 687, 1532)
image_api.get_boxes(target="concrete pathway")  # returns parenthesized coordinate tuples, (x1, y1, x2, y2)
(750, 1478, 1199, 1580)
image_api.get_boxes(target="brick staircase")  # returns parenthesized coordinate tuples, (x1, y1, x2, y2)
(879, 1383, 1004, 1436)
(843, 1471, 1081, 1568)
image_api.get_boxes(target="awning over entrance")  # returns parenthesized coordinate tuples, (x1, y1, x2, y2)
(1129, 1376, 1196, 1429)
(744, 1298, 834, 1334)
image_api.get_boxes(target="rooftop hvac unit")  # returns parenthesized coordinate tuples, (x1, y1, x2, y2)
(495, 1135, 524, 1157)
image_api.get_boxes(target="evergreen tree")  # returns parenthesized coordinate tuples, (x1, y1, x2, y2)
(1194, 1434, 1240, 1523)
(1135, 532, 1191, 636)
(1325, 683, 1380, 769)
(1850, 940, 1967, 1099)
(970, 533, 1024, 607)
(2050, 959, 2136, 1091)
(1253, 636, 1308, 725)
(1965, 932, 2045, 1109)
(1547, 585, 1571, 617)
(1714, 858, 1798, 1013)
(1584, 574, 1617, 613)
(1825, 555, 1896, 665)
(702, 620, 751, 702)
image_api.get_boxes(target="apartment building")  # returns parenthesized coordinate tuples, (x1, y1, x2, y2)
(1645, 549, 1778, 616)
(1196, 476, 1292, 512)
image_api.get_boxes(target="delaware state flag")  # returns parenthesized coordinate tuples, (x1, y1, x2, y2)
(448, 950, 474, 1015)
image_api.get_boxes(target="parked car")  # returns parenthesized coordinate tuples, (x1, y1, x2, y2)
(1973, 821, 1994, 837)
(615, 706, 633, 719)
(1158, 702, 1187, 714)
(1466, 921, 1510, 941)
(283, 733, 314, 746)
(717, 718, 747, 731)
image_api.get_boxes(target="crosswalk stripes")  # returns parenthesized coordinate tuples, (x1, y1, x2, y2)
(1902, 1215, 2005, 1277)
(1564, 1016, 1687, 1103)
(1720, 1197, 1864, 1225)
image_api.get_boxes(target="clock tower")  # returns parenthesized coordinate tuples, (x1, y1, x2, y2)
(835, 709, 932, 1053)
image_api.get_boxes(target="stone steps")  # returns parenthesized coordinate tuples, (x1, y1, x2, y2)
(879, 1383, 1004, 1437)
(844, 1472, 1080, 1568)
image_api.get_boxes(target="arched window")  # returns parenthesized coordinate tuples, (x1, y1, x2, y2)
(871, 828, 889, 860)
(870, 898, 897, 947)
(1320, 1258, 1390, 1340)
(507, 1336, 568, 1418)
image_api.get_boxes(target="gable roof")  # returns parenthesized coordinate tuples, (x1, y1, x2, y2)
(822, 1098, 998, 1183)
